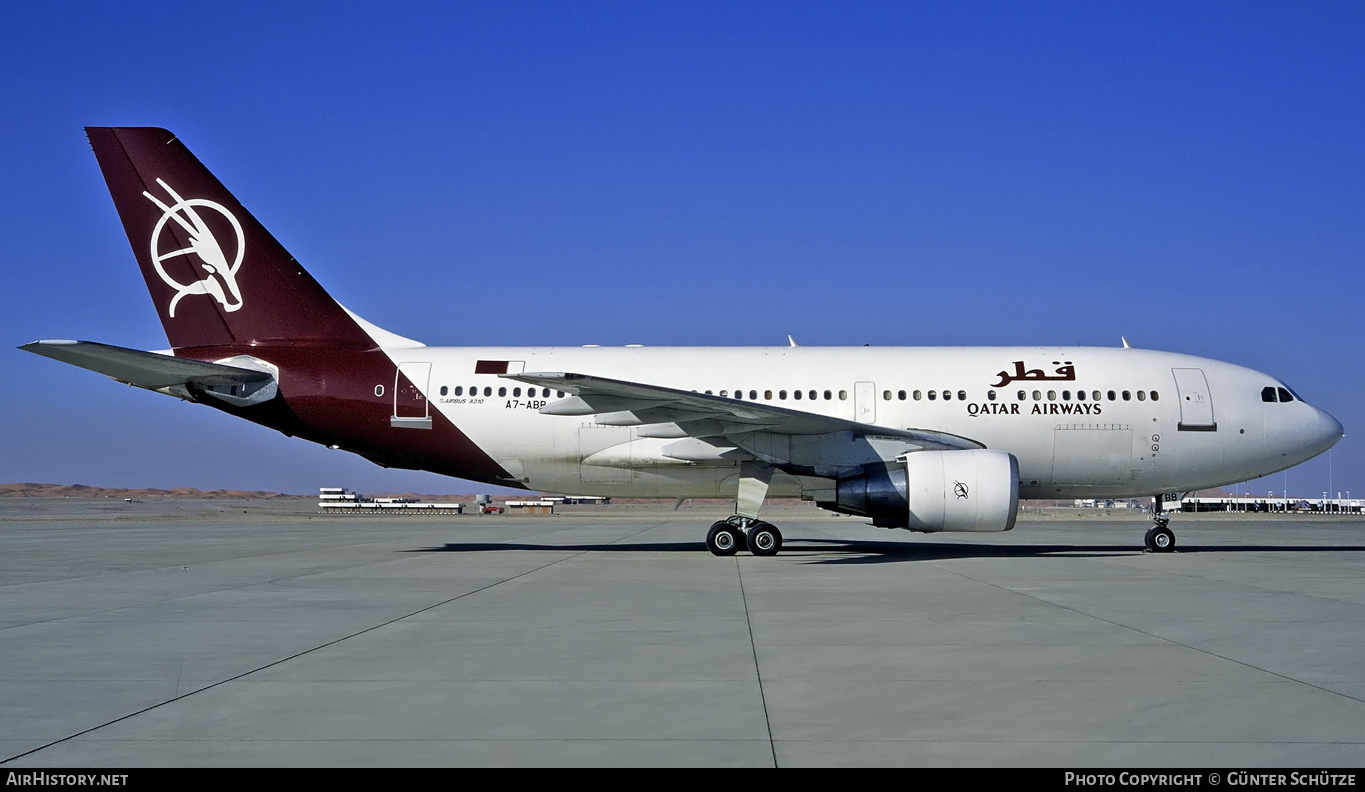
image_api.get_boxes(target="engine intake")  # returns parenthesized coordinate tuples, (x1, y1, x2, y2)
(826, 449, 1019, 532)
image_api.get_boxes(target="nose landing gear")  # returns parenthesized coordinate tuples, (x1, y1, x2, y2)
(1145, 517, 1176, 552)
(1144, 494, 1178, 552)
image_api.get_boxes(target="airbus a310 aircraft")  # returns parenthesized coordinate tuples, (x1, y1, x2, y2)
(22, 128, 1344, 556)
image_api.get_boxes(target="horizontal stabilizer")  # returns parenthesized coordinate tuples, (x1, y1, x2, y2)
(20, 340, 273, 390)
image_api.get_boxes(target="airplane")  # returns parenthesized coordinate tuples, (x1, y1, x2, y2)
(21, 127, 1344, 556)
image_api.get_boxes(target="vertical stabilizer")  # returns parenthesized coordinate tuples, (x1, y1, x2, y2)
(86, 127, 371, 350)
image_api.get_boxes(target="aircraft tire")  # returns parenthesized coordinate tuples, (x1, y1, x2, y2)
(746, 522, 782, 556)
(1148, 526, 1176, 553)
(707, 522, 741, 556)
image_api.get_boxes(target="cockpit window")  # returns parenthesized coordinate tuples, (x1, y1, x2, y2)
(1262, 386, 1277, 403)
(1277, 387, 1294, 403)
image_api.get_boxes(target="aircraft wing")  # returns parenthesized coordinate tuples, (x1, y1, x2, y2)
(20, 340, 274, 395)
(507, 370, 984, 477)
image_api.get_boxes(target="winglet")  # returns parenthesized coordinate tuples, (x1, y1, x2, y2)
(788, 335, 798, 348)
(1121, 337, 1132, 349)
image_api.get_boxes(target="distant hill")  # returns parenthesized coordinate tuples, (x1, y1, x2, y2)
(0, 483, 306, 499)
(0, 482, 490, 501)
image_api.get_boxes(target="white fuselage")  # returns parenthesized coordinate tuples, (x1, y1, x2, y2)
(377, 344, 1342, 500)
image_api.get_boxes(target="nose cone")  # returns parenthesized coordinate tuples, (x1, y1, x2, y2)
(1313, 407, 1346, 455)
(1264, 402, 1343, 471)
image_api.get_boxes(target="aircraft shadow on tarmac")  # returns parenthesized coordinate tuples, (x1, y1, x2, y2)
(416, 539, 1365, 564)
(418, 540, 1130, 563)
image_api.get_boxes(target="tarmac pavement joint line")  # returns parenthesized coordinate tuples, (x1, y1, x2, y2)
(736, 557, 779, 768)
(0, 522, 669, 766)
(922, 557, 1365, 708)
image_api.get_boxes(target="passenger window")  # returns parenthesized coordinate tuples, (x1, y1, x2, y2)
(1047, 390, 1056, 401)
(1076, 390, 1085, 401)
(897, 390, 906, 400)
(1062, 390, 1070, 400)
(824, 390, 832, 400)
(1033, 390, 1042, 401)
(750, 390, 758, 400)
(1017, 390, 1026, 401)
(498, 387, 507, 397)
(1106, 390, 1115, 401)
(513, 387, 521, 397)
(957, 390, 966, 401)
(440, 386, 448, 396)
(720, 390, 728, 397)
(1122, 391, 1131, 401)
(765, 390, 773, 400)
(779, 390, 788, 400)
(913, 390, 922, 400)
(882, 390, 891, 400)
(1278, 387, 1294, 403)
(928, 390, 937, 400)
(987, 390, 996, 401)
(454, 386, 464, 396)
(1137, 391, 1146, 401)
(838, 390, 847, 400)
(484, 386, 492, 397)
(793, 390, 802, 400)
(809, 390, 817, 400)
(943, 390, 952, 401)
(557, 391, 565, 398)
(1150, 391, 1159, 401)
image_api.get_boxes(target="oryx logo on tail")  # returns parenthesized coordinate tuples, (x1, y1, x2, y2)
(143, 179, 245, 318)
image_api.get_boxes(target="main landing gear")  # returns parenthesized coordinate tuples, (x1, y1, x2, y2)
(706, 461, 784, 556)
(1144, 494, 1177, 552)
(706, 517, 784, 557)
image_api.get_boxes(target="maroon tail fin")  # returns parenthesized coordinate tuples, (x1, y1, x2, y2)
(86, 127, 371, 350)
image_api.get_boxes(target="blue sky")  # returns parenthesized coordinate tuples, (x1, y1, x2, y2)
(2, 1, 1362, 498)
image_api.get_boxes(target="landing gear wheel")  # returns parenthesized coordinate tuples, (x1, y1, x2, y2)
(1145, 525, 1176, 553)
(706, 521, 741, 556)
(746, 521, 782, 556)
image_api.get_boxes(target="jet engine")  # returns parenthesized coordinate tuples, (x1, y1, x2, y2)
(825, 449, 1019, 532)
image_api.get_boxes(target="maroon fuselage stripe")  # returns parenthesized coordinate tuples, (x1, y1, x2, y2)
(177, 343, 522, 488)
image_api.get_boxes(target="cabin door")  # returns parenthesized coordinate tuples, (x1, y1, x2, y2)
(854, 381, 876, 424)
(1172, 368, 1216, 431)
(392, 361, 433, 429)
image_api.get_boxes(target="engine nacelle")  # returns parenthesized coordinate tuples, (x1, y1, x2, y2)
(826, 449, 1019, 532)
